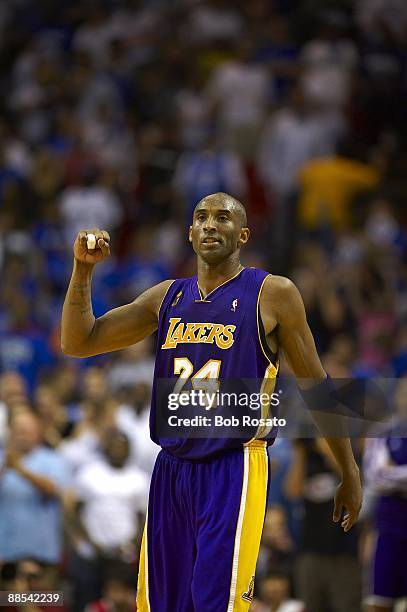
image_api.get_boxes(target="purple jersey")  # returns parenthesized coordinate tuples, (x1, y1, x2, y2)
(364, 432, 407, 536)
(150, 267, 279, 460)
(364, 430, 407, 604)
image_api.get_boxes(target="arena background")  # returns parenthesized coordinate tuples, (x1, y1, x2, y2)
(0, 1, 406, 610)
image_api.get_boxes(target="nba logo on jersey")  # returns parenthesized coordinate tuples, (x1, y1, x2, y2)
(231, 298, 239, 312)
(242, 576, 255, 602)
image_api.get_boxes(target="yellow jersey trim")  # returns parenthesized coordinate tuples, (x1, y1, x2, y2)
(157, 280, 176, 319)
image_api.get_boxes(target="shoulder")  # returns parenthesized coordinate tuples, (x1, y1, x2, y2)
(261, 275, 306, 325)
(147, 279, 175, 296)
(45, 446, 73, 469)
(134, 279, 175, 313)
(33, 446, 64, 463)
(32, 447, 71, 481)
(262, 274, 299, 300)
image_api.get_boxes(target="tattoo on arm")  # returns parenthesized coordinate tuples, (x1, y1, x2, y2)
(68, 283, 92, 313)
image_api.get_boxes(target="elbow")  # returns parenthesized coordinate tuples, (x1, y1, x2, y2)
(60, 322, 98, 358)
(60, 342, 88, 358)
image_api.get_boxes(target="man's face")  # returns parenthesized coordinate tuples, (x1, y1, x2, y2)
(189, 199, 249, 264)
(104, 432, 130, 468)
(10, 413, 41, 453)
(260, 576, 289, 606)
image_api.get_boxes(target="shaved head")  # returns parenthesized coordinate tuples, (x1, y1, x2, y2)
(194, 193, 247, 228)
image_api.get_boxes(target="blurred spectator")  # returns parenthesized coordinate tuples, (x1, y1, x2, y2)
(257, 505, 295, 581)
(300, 12, 358, 109)
(258, 85, 344, 200)
(356, 0, 407, 44)
(267, 438, 294, 506)
(174, 135, 247, 222)
(364, 199, 407, 266)
(186, 0, 243, 44)
(206, 40, 270, 158)
(0, 558, 69, 612)
(0, 411, 70, 567)
(257, 85, 344, 269)
(59, 164, 123, 246)
(85, 563, 137, 612)
(0, 371, 29, 445)
(285, 439, 361, 612)
(34, 383, 74, 449)
(108, 340, 158, 473)
(58, 365, 118, 472)
(298, 140, 381, 231)
(107, 339, 154, 391)
(254, 14, 299, 102)
(292, 251, 355, 354)
(66, 429, 148, 610)
(0, 292, 54, 392)
(175, 69, 212, 149)
(131, 121, 179, 224)
(59, 395, 117, 475)
(251, 570, 304, 612)
(72, 6, 113, 68)
(344, 258, 397, 373)
(0, 120, 32, 179)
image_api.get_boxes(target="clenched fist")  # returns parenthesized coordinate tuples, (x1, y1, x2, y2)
(73, 228, 111, 266)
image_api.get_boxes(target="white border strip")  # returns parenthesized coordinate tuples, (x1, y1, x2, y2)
(227, 446, 250, 612)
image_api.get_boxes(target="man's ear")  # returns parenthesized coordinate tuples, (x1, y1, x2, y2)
(188, 226, 193, 242)
(238, 227, 250, 247)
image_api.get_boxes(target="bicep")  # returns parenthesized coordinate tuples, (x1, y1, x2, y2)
(274, 279, 326, 380)
(278, 318, 325, 379)
(87, 280, 173, 356)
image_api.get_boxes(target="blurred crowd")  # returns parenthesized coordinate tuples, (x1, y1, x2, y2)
(0, 0, 407, 610)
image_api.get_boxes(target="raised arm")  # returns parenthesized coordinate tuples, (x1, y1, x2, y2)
(61, 229, 173, 357)
(260, 275, 362, 531)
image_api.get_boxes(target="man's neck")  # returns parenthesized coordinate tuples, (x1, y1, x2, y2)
(197, 257, 243, 298)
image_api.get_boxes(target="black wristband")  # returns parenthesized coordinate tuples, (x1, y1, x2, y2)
(299, 375, 339, 413)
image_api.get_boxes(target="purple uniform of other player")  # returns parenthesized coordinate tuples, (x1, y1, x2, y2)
(364, 431, 407, 608)
(137, 267, 279, 611)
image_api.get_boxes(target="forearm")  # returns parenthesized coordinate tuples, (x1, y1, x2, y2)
(298, 375, 359, 476)
(17, 466, 59, 497)
(61, 260, 95, 356)
(323, 436, 359, 478)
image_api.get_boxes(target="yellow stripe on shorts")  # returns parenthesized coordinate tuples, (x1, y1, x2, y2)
(227, 440, 268, 611)
(136, 514, 151, 612)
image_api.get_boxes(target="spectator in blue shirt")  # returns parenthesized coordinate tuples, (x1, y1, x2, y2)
(0, 411, 70, 565)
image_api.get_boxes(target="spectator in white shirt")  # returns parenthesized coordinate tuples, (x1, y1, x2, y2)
(59, 164, 123, 246)
(257, 84, 345, 199)
(67, 428, 149, 610)
(257, 84, 344, 270)
(175, 70, 212, 150)
(206, 40, 271, 158)
(186, 0, 243, 45)
(300, 13, 358, 110)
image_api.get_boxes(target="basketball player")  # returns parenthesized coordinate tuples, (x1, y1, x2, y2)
(61, 192, 362, 612)
(364, 378, 407, 612)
